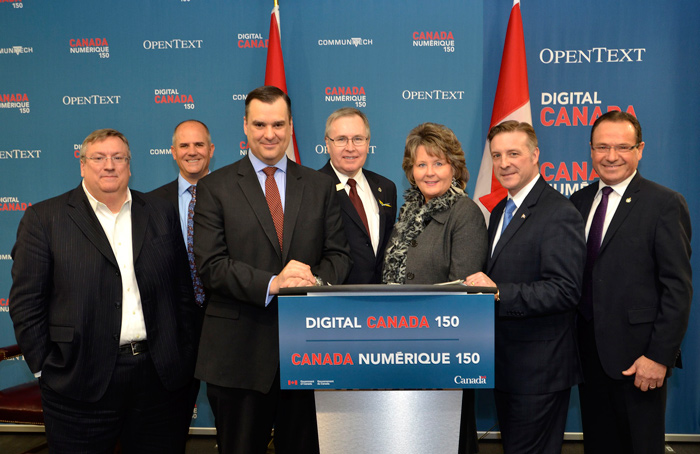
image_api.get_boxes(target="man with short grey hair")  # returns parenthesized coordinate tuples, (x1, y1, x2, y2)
(319, 107, 396, 284)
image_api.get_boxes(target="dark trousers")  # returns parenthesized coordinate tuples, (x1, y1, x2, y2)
(458, 389, 479, 454)
(578, 318, 667, 454)
(40, 351, 191, 454)
(206, 371, 319, 454)
(494, 387, 571, 454)
(176, 378, 201, 454)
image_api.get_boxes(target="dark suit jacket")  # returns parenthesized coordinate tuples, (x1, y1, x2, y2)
(488, 177, 586, 394)
(193, 156, 351, 393)
(149, 178, 207, 320)
(9, 185, 197, 402)
(149, 179, 179, 211)
(318, 161, 396, 284)
(570, 173, 692, 378)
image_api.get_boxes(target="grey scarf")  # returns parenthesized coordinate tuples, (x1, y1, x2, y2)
(382, 185, 465, 284)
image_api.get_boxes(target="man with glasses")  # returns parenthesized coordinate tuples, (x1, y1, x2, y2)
(9, 129, 198, 453)
(570, 111, 692, 453)
(319, 107, 396, 284)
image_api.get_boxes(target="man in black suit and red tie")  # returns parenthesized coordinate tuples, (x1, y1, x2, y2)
(318, 107, 396, 284)
(570, 111, 692, 454)
(9, 128, 198, 453)
(150, 119, 214, 444)
(466, 120, 586, 453)
(193, 86, 351, 454)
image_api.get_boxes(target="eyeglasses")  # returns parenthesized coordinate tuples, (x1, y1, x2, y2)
(83, 155, 130, 165)
(327, 136, 368, 147)
(591, 144, 639, 153)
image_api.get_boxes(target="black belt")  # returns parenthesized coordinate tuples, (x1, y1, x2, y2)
(118, 341, 148, 356)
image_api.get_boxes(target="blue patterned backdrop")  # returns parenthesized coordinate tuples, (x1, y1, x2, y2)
(1, 0, 698, 436)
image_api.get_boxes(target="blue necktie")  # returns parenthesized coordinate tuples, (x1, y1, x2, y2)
(501, 198, 517, 234)
(187, 185, 206, 306)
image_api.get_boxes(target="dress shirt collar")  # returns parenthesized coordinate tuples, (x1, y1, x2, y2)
(248, 151, 288, 174)
(329, 161, 369, 194)
(178, 173, 194, 196)
(508, 173, 541, 210)
(596, 170, 636, 198)
(82, 180, 132, 213)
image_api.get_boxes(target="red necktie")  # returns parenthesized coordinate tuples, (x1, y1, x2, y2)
(263, 167, 284, 251)
(347, 178, 370, 235)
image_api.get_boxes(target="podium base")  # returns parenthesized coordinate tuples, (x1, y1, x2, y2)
(315, 390, 462, 454)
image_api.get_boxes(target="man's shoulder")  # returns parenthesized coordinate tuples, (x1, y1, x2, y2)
(636, 175, 684, 201)
(148, 179, 177, 198)
(538, 179, 575, 206)
(570, 181, 597, 203)
(530, 181, 581, 224)
(132, 189, 179, 219)
(199, 160, 244, 187)
(292, 161, 335, 186)
(363, 168, 396, 191)
(29, 185, 80, 213)
(317, 160, 334, 177)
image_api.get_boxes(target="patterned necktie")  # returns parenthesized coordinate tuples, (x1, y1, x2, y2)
(580, 186, 613, 320)
(186, 185, 205, 306)
(347, 178, 370, 235)
(501, 198, 517, 234)
(263, 167, 284, 252)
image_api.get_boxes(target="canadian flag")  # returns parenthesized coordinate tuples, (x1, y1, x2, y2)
(473, 0, 531, 223)
(265, 2, 301, 163)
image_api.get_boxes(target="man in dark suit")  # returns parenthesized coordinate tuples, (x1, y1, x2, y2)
(150, 119, 214, 442)
(193, 86, 352, 454)
(9, 128, 197, 453)
(466, 121, 586, 453)
(318, 107, 396, 284)
(570, 111, 692, 454)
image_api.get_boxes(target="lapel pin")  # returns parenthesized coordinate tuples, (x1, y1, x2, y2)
(379, 200, 392, 207)
(626, 197, 631, 203)
(378, 187, 382, 192)
(335, 183, 345, 192)
(521, 214, 526, 219)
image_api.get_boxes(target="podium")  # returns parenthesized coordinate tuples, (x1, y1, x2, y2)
(278, 285, 495, 454)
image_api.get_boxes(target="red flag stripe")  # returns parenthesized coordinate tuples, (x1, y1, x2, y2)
(264, 5, 301, 163)
(489, 2, 529, 128)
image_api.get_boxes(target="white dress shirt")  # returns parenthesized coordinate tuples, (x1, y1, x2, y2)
(491, 174, 541, 256)
(83, 181, 147, 345)
(584, 171, 636, 244)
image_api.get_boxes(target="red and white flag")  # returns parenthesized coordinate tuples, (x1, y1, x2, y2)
(473, 0, 531, 223)
(265, 2, 301, 163)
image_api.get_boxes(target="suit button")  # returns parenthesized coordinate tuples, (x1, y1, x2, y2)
(410, 240, 417, 247)
(112, 334, 118, 340)
(407, 272, 415, 280)
(115, 301, 121, 309)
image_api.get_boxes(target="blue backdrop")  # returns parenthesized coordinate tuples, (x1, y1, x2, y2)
(1, 0, 698, 436)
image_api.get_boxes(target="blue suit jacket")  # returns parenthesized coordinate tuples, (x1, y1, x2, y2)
(487, 177, 586, 394)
